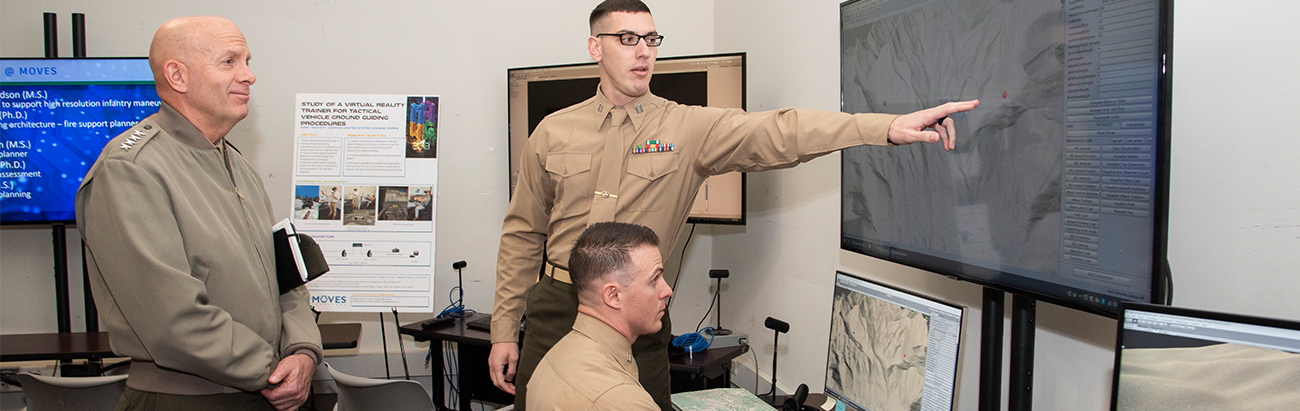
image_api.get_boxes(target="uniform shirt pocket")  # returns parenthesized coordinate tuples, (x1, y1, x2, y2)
(544, 152, 593, 213)
(625, 152, 681, 212)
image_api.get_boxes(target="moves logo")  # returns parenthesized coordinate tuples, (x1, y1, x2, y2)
(312, 295, 348, 305)
(4, 66, 58, 76)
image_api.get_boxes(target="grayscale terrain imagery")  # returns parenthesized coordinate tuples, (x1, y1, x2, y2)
(826, 288, 930, 411)
(841, 0, 1067, 276)
(1117, 343, 1300, 410)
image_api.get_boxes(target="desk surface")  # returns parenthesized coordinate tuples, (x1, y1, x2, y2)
(1, 323, 361, 363)
(670, 344, 748, 374)
(674, 389, 830, 411)
(399, 315, 494, 347)
(0, 331, 113, 362)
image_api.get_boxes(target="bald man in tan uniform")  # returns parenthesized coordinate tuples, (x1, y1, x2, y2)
(76, 16, 320, 411)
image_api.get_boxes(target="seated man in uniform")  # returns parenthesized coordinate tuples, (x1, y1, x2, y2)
(527, 222, 671, 410)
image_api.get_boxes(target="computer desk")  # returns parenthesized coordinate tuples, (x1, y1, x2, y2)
(399, 313, 749, 411)
(669, 340, 748, 393)
(673, 389, 830, 411)
(0, 323, 363, 363)
(397, 315, 512, 411)
(0, 332, 114, 363)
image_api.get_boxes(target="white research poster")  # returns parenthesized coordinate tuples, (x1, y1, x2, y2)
(288, 93, 439, 312)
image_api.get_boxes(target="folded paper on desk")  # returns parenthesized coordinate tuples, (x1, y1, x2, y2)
(273, 218, 329, 294)
(672, 388, 777, 411)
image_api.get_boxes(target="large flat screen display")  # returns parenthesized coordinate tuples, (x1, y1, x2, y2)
(1111, 303, 1300, 410)
(1, 58, 159, 225)
(825, 272, 965, 411)
(507, 53, 747, 224)
(839, 0, 1172, 315)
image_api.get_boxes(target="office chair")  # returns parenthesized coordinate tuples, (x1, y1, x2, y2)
(325, 363, 434, 411)
(16, 373, 127, 411)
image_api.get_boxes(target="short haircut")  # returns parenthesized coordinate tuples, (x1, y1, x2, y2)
(569, 222, 659, 302)
(589, 0, 652, 34)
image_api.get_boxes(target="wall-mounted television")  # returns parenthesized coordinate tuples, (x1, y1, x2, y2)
(507, 53, 747, 225)
(839, 0, 1172, 316)
(1, 57, 159, 225)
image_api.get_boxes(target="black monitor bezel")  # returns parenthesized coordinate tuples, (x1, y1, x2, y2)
(825, 270, 966, 411)
(1109, 302, 1300, 411)
(505, 52, 748, 225)
(837, 0, 1174, 318)
(1, 56, 155, 227)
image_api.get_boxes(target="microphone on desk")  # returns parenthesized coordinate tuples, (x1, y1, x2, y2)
(764, 316, 790, 405)
(452, 260, 467, 316)
(708, 269, 733, 336)
(424, 260, 471, 328)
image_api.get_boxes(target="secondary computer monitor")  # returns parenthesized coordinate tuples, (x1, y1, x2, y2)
(825, 271, 964, 411)
(839, 0, 1173, 316)
(1, 58, 159, 225)
(507, 53, 747, 224)
(1110, 303, 1300, 411)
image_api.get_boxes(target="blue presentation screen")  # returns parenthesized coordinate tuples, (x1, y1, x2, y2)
(1, 58, 159, 224)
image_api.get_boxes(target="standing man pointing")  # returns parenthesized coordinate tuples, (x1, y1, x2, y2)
(490, 1, 978, 409)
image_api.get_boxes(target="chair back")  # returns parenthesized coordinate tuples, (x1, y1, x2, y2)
(325, 363, 434, 411)
(17, 374, 128, 411)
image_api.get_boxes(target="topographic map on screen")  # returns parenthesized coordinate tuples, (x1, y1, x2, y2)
(841, 0, 1068, 276)
(826, 287, 931, 411)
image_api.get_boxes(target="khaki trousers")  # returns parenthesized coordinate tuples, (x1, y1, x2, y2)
(115, 387, 275, 411)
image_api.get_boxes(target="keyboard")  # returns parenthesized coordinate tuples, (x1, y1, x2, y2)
(466, 314, 492, 331)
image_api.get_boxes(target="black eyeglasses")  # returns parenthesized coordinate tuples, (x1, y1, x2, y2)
(596, 32, 664, 47)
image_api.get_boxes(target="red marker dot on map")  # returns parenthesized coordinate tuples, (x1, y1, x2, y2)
(1003, 92, 1008, 99)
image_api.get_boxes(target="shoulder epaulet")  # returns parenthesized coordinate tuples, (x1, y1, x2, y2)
(102, 120, 162, 161)
(548, 95, 599, 119)
(79, 119, 162, 191)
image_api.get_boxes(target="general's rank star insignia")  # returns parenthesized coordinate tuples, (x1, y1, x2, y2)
(120, 143, 134, 151)
(124, 129, 147, 146)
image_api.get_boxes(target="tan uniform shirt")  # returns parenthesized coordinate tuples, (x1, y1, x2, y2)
(527, 313, 659, 411)
(76, 102, 322, 394)
(493, 90, 896, 342)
